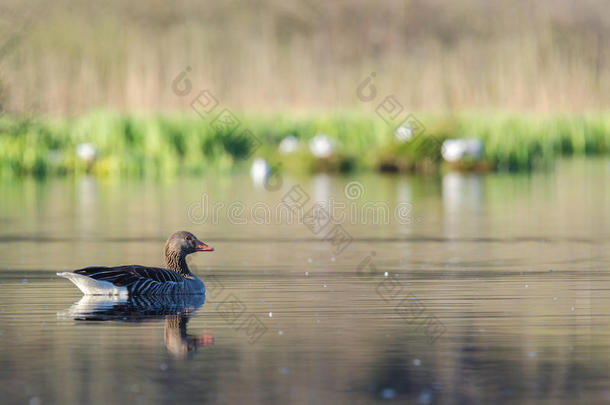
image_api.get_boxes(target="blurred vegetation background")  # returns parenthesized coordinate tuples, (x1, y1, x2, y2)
(0, 0, 609, 177)
(2, 0, 610, 114)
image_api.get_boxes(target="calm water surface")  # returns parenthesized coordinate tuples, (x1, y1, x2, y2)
(1, 159, 609, 405)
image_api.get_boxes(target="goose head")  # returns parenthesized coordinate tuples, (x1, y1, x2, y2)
(165, 231, 214, 257)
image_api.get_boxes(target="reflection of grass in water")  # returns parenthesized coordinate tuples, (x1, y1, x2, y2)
(0, 112, 609, 178)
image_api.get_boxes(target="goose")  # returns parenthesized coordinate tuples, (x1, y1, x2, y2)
(57, 231, 213, 296)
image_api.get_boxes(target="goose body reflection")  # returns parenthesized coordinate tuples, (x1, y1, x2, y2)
(64, 294, 206, 320)
(62, 294, 213, 359)
(57, 231, 213, 296)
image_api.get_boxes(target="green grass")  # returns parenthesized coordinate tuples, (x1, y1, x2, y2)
(0, 111, 609, 178)
(452, 113, 610, 170)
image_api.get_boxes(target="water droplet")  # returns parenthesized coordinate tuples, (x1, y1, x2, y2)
(305, 272, 309, 276)
(413, 358, 421, 366)
(278, 330, 283, 335)
(268, 312, 273, 318)
(330, 256, 335, 262)
(417, 390, 432, 404)
(384, 272, 389, 277)
(571, 306, 575, 311)
(29, 397, 41, 405)
(380, 388, 396, 400)
(525, 284, 528, 288)
(553, 297, 558, 301)
(307, 258, 312, 263)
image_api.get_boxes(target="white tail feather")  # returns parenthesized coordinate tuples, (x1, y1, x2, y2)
(57, 272, 129, 296)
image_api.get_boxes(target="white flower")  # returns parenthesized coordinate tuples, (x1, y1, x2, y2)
(309, 133, 334, 158)
(76, 143, 97, 162)
(395, 124, 414, 142)
(441, 139, 483, 162)
(441, 140, 464, 162)
(250, 158, 271, 186)
(279, 135, 299, 154)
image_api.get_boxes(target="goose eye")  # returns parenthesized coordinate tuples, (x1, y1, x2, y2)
(185, 236, 190, 241)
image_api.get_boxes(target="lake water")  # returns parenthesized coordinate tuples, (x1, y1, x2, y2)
(0, 158, 609, 404)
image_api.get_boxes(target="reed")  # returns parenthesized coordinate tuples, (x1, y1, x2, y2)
(2, 0, 610, 114)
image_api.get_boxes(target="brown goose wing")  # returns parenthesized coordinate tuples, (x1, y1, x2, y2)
(73, 265, 185, 293)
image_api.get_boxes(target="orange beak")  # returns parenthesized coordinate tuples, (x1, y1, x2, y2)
(195, 241, 214, 252)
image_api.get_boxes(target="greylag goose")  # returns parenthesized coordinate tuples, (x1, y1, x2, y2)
(57, 231, 213, 296)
